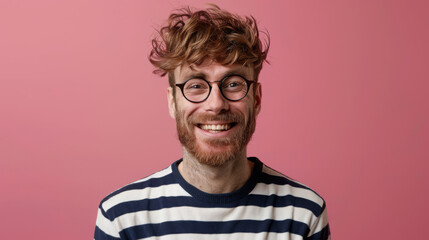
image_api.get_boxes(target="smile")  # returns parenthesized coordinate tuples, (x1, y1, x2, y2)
(198, 123, 235, 133)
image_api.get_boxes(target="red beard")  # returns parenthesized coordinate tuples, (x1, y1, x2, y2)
(175, 109, 256, 166)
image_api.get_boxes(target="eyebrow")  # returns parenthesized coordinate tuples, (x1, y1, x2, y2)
(184, 72, 207, 81)
(183, 68, 250, 82)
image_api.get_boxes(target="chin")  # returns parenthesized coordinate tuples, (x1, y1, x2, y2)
(184, 140, 233, 166)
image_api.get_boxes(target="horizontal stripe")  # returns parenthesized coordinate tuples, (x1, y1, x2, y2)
(102, 183, 190, 211)
(133, 167, 172, 184)
(121, 219, 310, 239)
(262, 164, 286, 177)
(259, 172, 311, 191)
(105, 194, 322, 219)
(101, 167, 174, 206)
(251, 182, 325, 208)
(103, 181, 323, 216)
(261, 165, 324, 199)
(115, 205, 319, 230)
(140, 231, 306, 240)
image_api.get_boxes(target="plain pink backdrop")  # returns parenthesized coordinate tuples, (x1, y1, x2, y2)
(1, 0, 428, 239)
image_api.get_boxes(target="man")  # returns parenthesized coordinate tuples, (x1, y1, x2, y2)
(95, 5, 330, 240)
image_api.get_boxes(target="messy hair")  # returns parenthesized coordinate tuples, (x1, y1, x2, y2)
(149, 5, 270, 86)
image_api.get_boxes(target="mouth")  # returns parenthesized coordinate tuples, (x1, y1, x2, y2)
(197, 123, 236, 133)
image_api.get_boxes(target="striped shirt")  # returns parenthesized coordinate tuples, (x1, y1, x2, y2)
(94, 157, 330, 240)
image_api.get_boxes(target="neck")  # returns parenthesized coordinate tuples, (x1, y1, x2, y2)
(178, 148, 254, 194)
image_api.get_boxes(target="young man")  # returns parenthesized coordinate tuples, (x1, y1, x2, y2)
(95, 5, 330, 240)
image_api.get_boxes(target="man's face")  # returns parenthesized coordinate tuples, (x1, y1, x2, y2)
(168, 61, 262, 166)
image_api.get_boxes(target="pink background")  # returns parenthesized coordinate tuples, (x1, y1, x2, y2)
(1, 0, 428, 239)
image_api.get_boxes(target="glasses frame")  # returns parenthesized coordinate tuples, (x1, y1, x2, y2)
(175, 74, 255, 103)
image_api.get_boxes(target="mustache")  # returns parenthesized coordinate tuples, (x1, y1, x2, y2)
(188, 112, 244, 124)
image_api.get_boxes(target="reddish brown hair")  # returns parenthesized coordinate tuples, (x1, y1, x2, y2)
(149, 5, 270, 86)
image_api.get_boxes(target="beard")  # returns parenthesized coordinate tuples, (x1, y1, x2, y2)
(175, 108, 256, 167)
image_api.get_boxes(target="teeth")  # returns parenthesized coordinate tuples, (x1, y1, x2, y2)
(200, 124, 231, 131)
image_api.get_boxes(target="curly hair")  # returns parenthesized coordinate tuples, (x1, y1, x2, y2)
(149, 5, 270, 86)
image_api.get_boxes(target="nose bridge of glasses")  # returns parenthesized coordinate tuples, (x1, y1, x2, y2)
(207, 79, 223, 87)
(203, 80, 230, 112)
(206, 80, 224, 98)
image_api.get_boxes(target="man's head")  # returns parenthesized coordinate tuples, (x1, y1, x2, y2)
(149, 5, 269, 166)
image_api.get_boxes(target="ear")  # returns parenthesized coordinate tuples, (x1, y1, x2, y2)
(254, 82, 262, 116)
(167, 87, 176, 119)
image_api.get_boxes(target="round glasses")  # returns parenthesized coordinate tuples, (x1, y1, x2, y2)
(175, 75, 254, 103)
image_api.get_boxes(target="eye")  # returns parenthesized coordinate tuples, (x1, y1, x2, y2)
(183, 79, 209, 95)
(226, 82, 239, 88)
(187, 83, 204, 89)
(222, 76, 246, 91)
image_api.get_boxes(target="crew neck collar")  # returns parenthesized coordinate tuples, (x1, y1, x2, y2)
(172, 157, 262, 204)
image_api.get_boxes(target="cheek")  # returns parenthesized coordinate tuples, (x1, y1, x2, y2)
(235, 101, 254, 117)
(183, 107, 199, 120)
(176, 103, 199, 124)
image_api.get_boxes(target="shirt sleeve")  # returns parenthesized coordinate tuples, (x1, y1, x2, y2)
(306, 203, 331, 240)
(94, 205, 121, 240)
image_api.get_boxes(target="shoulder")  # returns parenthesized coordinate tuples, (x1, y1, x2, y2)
(97, 164, 186, 219)
(253, 161, 327, 217)
(258, 166, 331, 238)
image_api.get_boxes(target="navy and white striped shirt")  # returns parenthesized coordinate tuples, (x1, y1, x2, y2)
(95, 158, 330, 240)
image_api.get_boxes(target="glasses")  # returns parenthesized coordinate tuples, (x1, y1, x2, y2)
(175, 75, 254, 103)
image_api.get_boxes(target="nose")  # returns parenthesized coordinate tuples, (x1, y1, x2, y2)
(204, 84, 229, 113)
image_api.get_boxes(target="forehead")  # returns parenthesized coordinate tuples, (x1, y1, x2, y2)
(174, 61, 254, 83)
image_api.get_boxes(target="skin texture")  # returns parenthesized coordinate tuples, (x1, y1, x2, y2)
(167, 61, 262, 194)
